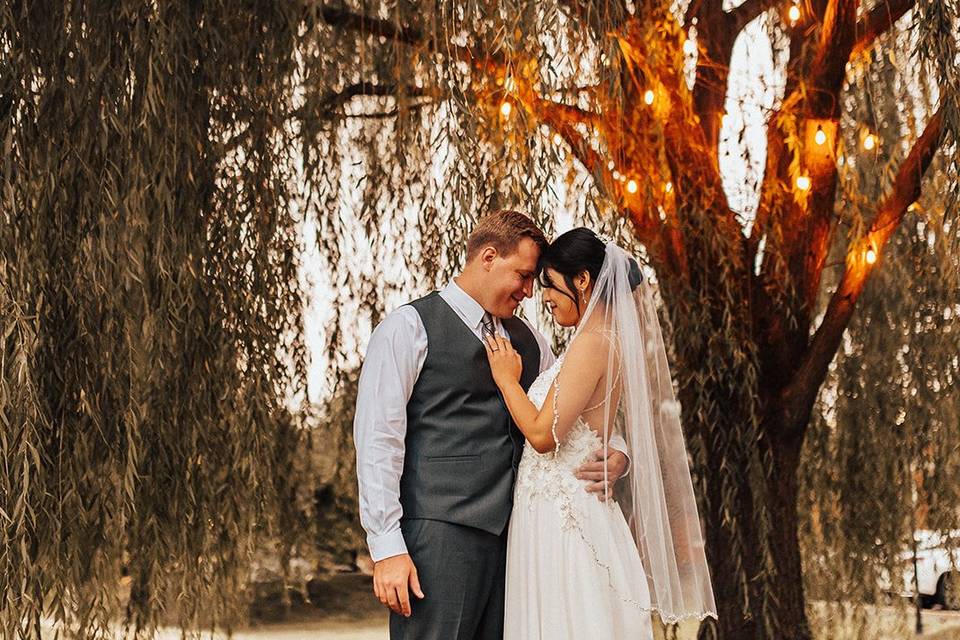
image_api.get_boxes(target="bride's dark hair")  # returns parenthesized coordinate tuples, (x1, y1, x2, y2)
(538, 227, 606, 310)
(539, 227, 643, 310)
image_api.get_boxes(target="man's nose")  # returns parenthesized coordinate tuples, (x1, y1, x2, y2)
(522, 278, 534, 298)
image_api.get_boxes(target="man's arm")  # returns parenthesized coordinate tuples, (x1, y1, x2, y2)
(353, 306, 425, 616)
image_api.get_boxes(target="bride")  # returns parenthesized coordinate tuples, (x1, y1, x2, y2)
(483, 228, 718, 638)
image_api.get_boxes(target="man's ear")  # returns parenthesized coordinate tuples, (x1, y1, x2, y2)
(479, 246, 498, 270)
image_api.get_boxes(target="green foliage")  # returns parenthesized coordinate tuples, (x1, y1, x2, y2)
(800, 18, 960, 635)
(1, 1, 958, 639)
(802, 161, 960, 634)
(1, 2, 310, 637)
(314, 370, 364, 563)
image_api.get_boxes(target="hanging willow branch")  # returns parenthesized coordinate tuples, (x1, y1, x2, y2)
(1, 3, 310, 638)
(2, 1, 958, 639)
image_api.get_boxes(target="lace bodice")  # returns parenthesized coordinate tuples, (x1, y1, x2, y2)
(514, 354, 612, 525)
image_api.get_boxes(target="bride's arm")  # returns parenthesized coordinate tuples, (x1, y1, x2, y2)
(483, 333, 608, 454)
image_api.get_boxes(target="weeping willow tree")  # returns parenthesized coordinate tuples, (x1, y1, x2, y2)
(800, 156, 960, 638)
(799, 63, 960, 635)
(3, 1, 959, 640)
(1, 3, 311, 638)
(309, 1, 959, 639)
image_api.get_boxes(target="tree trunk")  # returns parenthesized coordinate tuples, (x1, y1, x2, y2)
(682, 387, 814, 640)
(764, 423, 812, 640)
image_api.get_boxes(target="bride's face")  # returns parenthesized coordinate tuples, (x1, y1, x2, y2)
(541, 268, 587, 327)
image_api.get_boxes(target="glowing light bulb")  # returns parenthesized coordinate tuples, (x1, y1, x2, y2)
(612, 170, 622, 181)
(865, 248, 877, 264)
(608, 161, 616, 170)
(626, 179, 639, 194)
(664, 181, 673, 193)
(863, 133, 877, 150)
(796, 175, 811, 191)
(683, 39, 697, 56)
(815, 126, 827, 146)
(552, 133, 562, 145)
(644, 90, 655, 105)
(500, 101, 512, 118)
(788, 4, 801, 23)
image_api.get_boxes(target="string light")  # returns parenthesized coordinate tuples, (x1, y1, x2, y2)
(683, 39, 697, 56)
(664, 181, 673, 193)
(863, 133, 877, 151)
(500, 101, 512, 118)
(608, 161, 616, 170)
(626, 179, 639, 194)
(644, 89, 655, 105)
(796, 175, 811, 191)
(552, 133, 562, 145)
(815, 125, 827, 146)
(788, 3, 801, 23)
(865, 247, 877, 264)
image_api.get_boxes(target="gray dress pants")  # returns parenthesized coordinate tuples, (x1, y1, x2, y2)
(389, 518, 507, 640)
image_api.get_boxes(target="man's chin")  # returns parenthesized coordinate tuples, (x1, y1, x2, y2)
(494, 302, 520, 318)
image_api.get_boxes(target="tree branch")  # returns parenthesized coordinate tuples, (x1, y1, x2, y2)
(529, 96, 605, 132)
(318, 4, 504, 73)
(320, 5, 425, 47)
(526, 95, 671, 261)
(313, 82, 434, 116)
(778, 106, 945, 437)
(527, 96, 609, 179)
(851, 0, 917, 58)
(808, 0, 859, 117)
(728, 0, 779, 31)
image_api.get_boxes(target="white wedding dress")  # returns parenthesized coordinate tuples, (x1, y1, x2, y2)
(504, 352, 654, 639)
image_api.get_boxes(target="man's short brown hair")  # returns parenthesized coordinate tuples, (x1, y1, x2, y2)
(466, 210, 548, 261)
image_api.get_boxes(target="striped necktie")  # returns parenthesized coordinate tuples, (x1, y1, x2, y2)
(481, 312, 497, 341)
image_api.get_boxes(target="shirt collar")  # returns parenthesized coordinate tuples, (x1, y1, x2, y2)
(441, 280, 488, 330)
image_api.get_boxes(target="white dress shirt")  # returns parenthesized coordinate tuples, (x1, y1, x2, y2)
(354, 280, 627, 561)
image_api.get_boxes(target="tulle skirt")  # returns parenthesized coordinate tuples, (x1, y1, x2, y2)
(504, 486, 654, 639)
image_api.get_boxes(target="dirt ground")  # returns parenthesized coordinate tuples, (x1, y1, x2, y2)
(40, 573, 960, 640)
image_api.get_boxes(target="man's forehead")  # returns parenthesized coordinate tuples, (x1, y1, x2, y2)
(511, 237, 541, 268)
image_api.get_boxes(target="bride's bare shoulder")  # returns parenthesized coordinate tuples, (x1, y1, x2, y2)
(565, 331, 615, 360)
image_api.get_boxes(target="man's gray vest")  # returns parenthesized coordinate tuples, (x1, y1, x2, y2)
(399, 292, 541, 537)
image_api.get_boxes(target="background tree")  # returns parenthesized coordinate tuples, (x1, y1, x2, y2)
(308, 1, 960, 639)
(2, 1, 958, 640)
(1, 3, 311, 638)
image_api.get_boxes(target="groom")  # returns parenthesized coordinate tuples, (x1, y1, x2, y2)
(353, 210, 629, 640)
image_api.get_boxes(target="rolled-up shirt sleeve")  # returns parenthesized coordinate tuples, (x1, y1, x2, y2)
(353, 307, 426, 561)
